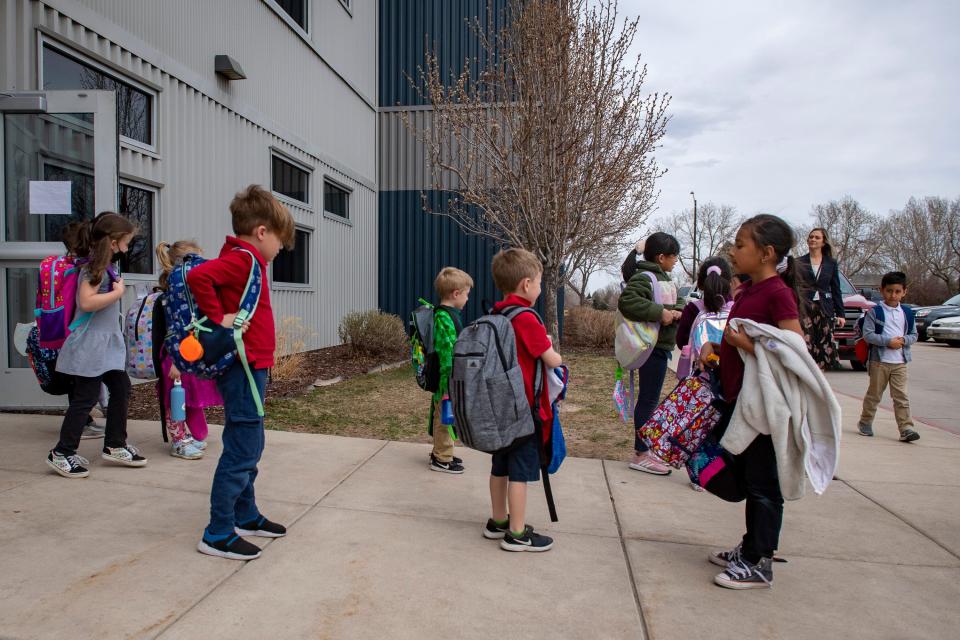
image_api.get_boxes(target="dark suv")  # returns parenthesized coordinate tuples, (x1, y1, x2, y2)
(914, 294, 960, 342)
(835, 272, 875, 370)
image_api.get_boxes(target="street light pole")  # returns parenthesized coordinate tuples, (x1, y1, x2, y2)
(689, 191, 697, 277)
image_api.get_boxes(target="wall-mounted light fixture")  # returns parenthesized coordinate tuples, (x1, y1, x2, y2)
(215, 55, 246, 80)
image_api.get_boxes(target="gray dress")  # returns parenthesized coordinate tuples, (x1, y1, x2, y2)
(55, 269, 126, 377)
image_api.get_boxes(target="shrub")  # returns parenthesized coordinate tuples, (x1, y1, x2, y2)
(338, 309, 408, 357)
(273, 316, 310, 381)
(565, 305, 616, 348)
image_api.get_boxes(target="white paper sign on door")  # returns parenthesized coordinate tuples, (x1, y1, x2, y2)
(29, 181, 72, 215)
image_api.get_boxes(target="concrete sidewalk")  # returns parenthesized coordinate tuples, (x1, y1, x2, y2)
(1, 395, 959, 639)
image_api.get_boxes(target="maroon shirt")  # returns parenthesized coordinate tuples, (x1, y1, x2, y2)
(720, 275, 799, 401)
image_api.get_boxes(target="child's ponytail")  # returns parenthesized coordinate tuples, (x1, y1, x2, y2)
(696, 256, 732, 313)
(156, 240, 203, 291)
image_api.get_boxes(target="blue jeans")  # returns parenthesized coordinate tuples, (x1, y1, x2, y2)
(633, 348, 670, 453)
(206, 365, 268, 537)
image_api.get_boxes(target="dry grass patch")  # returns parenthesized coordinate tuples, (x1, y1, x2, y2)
(266, 350, 677, 461)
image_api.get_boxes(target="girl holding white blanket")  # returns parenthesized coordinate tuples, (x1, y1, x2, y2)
(699, 214, 804, 590)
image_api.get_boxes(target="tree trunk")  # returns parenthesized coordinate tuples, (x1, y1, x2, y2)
(542, 266, 560, 345)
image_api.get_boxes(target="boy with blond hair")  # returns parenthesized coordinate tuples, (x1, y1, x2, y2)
(189, 185, 295, 560)
(481, 248, 562, 552)
(429, 267, 473, 473)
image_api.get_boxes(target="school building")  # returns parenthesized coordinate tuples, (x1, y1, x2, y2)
(0, 0, 517, 409)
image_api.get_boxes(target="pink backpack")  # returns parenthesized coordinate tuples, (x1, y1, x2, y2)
(35, 255, 82, 349)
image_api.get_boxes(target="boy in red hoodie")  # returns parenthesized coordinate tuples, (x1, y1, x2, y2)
(189, 185, 294, 561)
(482, 248, 562, 552)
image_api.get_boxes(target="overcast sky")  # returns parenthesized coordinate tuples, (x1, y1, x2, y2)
(622, 0, 959, 233)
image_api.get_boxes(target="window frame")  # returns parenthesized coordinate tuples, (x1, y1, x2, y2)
(322, 175, 352, 225)
(117, 179, 159, 280)
(263, 0, 311, 37)
(38, 36, 159, 155)
(270, 150, 313, 207)
(337, 0, 353, 17)
(271, 224, 314, 290)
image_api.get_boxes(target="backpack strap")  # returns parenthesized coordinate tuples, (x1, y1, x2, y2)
(230, 248, 265, 417)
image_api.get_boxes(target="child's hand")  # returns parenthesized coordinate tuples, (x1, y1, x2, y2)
(168, 364, 182, 382)
(888, 337, 905, 349)
(699, 342, 720, 369)
(660, 308, 675, 325)
(112, 277, 125, 297)
(221, 313, 251, 333)
(724, 324, 753, 352)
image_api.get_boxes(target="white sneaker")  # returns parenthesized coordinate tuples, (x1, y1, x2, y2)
(628, 451, 671, 475)
(171, 439, 204, 460)
(184, 436, 207, 451)
(101, 445, 148, 467)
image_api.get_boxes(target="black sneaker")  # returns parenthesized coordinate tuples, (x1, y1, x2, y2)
(500, 529, 554, 552)
(429, 453, 463, 464)
(899, 429, 920, 443)
(483, 518, 533, 540)
(197, 534, 262, 560)
(46, 450, 90, 478)
(714, 556, 773, 589)
(429, 455, 464, 474)
(236, 516, 287, 538)
(708, 542, 742, 568)
(857, 423, 874, 437)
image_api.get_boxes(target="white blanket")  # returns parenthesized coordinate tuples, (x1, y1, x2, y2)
(720, 319, 842, 499)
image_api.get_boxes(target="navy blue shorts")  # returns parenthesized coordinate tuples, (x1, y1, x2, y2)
(491, 435, 541, 483)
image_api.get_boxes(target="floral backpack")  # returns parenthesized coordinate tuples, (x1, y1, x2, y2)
(637, 372, 724, 468)
(125, 291, 162, 380)
(35, 255, 83, 349)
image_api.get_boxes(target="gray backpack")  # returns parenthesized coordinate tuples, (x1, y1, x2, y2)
(449, 306, 543, 453)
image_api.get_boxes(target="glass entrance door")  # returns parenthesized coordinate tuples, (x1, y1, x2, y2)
(0, 90, 118, 408)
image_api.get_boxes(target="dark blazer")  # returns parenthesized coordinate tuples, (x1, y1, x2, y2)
(797, 254, 844, 318)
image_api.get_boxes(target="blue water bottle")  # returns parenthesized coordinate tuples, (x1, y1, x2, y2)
(441, 396, 454, 425)
(170, 379, 186, 422)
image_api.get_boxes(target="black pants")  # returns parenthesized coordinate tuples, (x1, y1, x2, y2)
(633, 348, 670, 452)
(712, 403, 784, 563)
(55, 370, 130, 455)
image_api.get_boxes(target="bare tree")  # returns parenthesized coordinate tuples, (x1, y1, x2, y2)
(566, 237, 627, 305)
(404, 0, 669, 339)
(659, 203, 742, 281)
(882, 196, 960, 295)
(808, 197, 884, 277)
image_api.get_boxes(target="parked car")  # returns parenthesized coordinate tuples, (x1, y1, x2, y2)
(913, 294, 960, 341)
(835, 272, 875, 371)
(928, 316, 960, 347)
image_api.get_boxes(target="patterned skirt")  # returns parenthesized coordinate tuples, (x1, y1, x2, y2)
(802, 303, 839, 370)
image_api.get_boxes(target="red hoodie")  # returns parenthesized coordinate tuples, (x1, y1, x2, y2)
(492, 294, 553, 434)
(186, 237, 275, 369)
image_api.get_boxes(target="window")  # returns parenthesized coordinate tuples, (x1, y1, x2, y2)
(272, 155, 310, 203)
(118, 183, 155, 275)
(273, 228, 310, 284)
(41, 44, 154, 146)
(324, 179, 350, 220)
(275, 0, 308, 31)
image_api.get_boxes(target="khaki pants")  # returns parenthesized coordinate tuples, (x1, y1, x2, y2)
(859, 362, 913, 432)
(431, 400, 455, 462)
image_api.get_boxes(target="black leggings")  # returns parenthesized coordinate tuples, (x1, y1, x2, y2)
(712, 403, 784, 563)
(55, 370, 130, 455)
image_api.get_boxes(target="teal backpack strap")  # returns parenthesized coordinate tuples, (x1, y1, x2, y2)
(232, 249, 265, 417)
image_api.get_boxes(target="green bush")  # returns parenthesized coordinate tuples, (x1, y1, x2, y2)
(338, 310, 408, 357)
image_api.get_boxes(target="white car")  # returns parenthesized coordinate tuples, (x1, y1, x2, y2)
(928, 316, 960, 347)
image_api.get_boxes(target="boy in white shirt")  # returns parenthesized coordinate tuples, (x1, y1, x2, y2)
(857, 271, 920, 442)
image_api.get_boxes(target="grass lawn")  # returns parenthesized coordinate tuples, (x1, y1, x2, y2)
(266, 351, 678, 461)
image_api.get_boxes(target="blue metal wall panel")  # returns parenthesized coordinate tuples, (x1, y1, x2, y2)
(379, 0, 506, 107)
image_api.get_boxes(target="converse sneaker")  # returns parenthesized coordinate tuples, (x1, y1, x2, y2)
(101, 445, 148, 467)
(857, 423, 874, 437)
(628, 451, 671, 475)
(171, 439, 204, 460)
(197, 534, 262, 560)
(235, 516, 287, 538)
(899, 429, 920, 443)
(81, 420, 105, 440)
(46, 450, 90, 478)
(714, 556, 773, 589)
(500, 529, 554, 552)
(709, 542, 742, 568)
(429, 455, 464, 474)
(483, 518, 533, 540)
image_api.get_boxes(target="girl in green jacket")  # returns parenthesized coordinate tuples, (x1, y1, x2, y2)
(618, 232, 684, 475)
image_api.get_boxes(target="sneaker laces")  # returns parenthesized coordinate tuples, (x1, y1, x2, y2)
(123, 444, 141, 456)
(724, 557, 772, 585)
(720, 542, 742, 564)
(66, 453, 88, 468)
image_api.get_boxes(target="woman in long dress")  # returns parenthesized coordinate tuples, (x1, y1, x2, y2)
(797, 228, 846, 369)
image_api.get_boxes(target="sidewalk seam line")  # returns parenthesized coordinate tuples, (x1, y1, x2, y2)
(839, 478, 960, 563)
(602, 459, 649, 640)
(153, 440, 389, 640)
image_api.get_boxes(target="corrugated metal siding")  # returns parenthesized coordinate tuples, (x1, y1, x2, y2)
(379, 0, 506, 108)
(2, 0, 378, 352)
